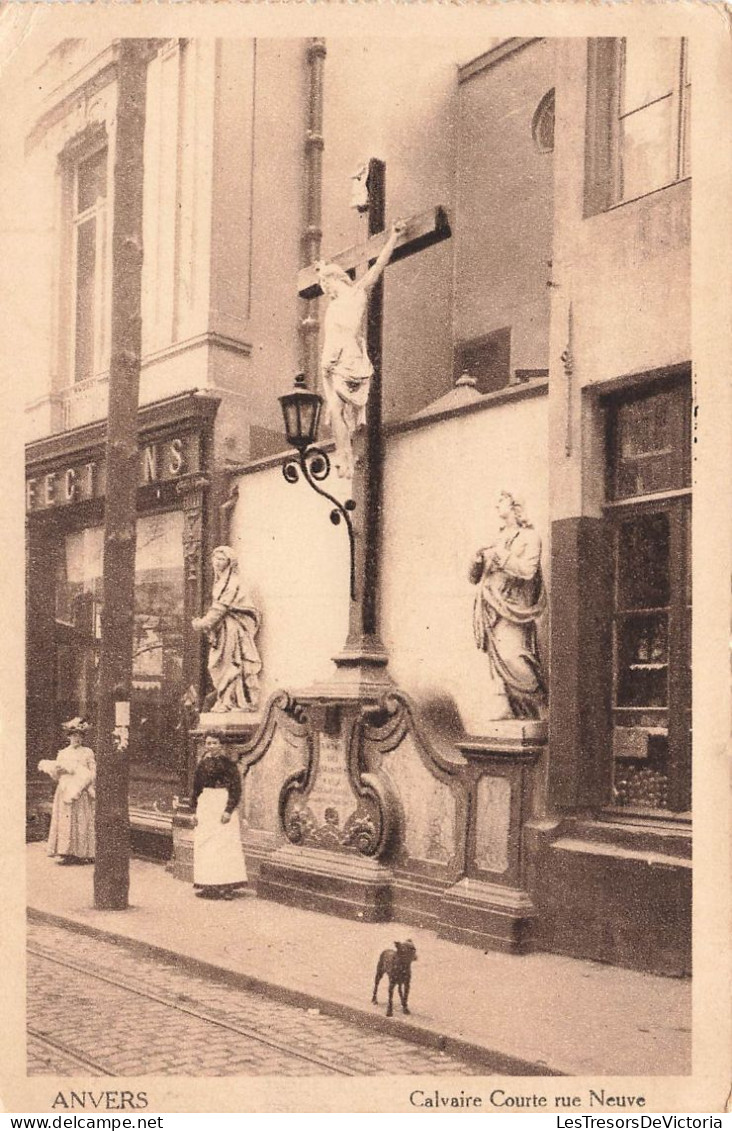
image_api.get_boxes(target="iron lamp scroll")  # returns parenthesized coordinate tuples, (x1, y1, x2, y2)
(279, 373, 358, 602)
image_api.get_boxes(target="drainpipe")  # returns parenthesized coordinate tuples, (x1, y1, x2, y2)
(300, 37, 326, 387)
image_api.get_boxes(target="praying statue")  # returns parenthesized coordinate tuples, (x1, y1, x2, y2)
(470, 491, 547, 719)
(192, 546, 262, 713)
(316, 218, 406, 479)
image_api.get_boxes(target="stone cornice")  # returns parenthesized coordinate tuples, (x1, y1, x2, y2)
(458, 38, 543, 86)
(25, 389, 220, 470)
(27, 39, 167, 153)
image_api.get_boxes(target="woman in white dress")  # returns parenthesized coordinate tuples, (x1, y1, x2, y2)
(38, 718, 96, 865)
(192, 730, 248, 900)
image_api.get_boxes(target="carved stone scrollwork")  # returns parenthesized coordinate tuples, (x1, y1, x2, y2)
(176, 473, 209, 584)
(361, 690, 468, 874)
(344, 707, 398, 858)
(242, 689, 465, 866)
(364, 690, 461, 774)
(182, 509, 201, 583)
(238, 691, 310, 771)
(276, 703, 396, 860)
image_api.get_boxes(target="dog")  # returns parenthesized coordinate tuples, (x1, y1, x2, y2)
(371, 939, 417, 1017)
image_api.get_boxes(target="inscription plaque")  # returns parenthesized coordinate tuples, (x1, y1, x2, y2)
(308, 734, 358, 832)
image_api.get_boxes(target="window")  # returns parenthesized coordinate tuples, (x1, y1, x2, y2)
(454, 327, 511, 394)
(71, 146, 109, 383)
(532, 89, 555, 154)
(585, 39, 690, 214)
(53, 513, 185, 808)
(604, 379, 691, 814)
(619, 39, 690, 201)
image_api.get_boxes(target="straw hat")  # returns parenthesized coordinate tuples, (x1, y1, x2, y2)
(61, 717, 89, 735)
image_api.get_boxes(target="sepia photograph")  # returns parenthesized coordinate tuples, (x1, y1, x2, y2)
(0, 1, 729, 1116)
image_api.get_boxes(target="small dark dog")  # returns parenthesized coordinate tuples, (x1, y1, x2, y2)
(371, 939, 418, 1017)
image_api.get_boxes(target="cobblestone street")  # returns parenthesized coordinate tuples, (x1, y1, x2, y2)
(28, 920, 487, 1077)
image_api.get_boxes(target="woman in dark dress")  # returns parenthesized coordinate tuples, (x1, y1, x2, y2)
(192, 730, 248, 900)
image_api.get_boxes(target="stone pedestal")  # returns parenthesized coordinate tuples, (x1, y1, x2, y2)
(26, 775, 54, 843)
(254, 689, 401, 920)
(257, 844, 394, 922)
(438, 720, 547, 953)
(196, 710, 263, 738)
(253, 684, 466, 926)
(168, 709, 261, 882)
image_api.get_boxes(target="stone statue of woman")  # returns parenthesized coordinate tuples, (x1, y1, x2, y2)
(470, 491, 547, 719)
(316, 218, 406, 479)
(192, 546, 262, 713)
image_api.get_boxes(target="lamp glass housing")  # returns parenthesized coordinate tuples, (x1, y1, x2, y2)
(279, 376, 322, 452)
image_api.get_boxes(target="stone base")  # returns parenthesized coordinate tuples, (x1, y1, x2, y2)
(197, 710, 262, 734)
(390, 871, 453, 932)
(168, 821, 274, 887)
(27, 785, 53, 843)
(461, 718, 548, 749)
(531, 819, 691, 975)
(168, 810, 195, 881)
(257, 844, 393, 922)
(240, 829, 279, 888)
(438, 877, 537, 954)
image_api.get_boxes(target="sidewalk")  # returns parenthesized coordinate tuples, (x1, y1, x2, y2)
(26, 842, 691, 1077)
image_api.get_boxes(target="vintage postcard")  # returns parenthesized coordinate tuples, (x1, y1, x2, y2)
(0, 0, 729, 1117)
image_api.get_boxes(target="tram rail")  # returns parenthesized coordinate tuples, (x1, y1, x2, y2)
(27, 945, 356, 1077)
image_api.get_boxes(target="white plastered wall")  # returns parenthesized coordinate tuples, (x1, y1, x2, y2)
(229, 391, 549, 740)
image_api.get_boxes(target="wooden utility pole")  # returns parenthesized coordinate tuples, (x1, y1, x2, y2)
(94, 40, 149, 910)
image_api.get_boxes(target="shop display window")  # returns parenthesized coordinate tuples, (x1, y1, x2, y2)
(604, 379, 691, 814)
(54, 511, 185, 812)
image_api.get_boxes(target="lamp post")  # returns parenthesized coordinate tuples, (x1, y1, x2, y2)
(279, 373, 357, 601)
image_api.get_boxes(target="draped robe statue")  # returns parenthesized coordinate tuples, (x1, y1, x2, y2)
(470, 492, 547, 719)
(192, 546, 262, 713)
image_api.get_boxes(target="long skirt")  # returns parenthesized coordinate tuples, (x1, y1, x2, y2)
(485, 617, 546, 719)
(193, 789, 248, 889)
(47, 788, 95, 859)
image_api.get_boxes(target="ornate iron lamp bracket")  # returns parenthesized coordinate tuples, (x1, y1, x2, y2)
(282, 445, 358, 602)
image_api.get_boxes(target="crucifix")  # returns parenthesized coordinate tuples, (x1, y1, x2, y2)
(296, 159, 451, 690)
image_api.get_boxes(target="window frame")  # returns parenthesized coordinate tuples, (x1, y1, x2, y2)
(606, 495, 691, 815)
(602, 377, 692, 817)
(585, 37, 691, 217)
(617, 38, 690, 203)
(57, 130, 111, 388)
(71, 143, 109, 385)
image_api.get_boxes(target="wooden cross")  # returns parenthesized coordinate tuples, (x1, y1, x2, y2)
(297, 159, 451, 686)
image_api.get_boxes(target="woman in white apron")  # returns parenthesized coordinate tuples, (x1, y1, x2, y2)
(191, 730, 247, 900)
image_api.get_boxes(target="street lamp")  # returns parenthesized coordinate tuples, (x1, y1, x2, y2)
(279, 373, 357, 601)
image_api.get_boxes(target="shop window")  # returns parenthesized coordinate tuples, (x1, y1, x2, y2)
(604, 379, 691, 814)
(585, 38, 690, 215)
(131, 512, 185, 791)
(608, 380, 690, 499)
(53, 512, 185, 809)
(68, 145, 109, 384)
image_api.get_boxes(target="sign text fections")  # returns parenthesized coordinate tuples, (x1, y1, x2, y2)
(26, 435, 196, 512)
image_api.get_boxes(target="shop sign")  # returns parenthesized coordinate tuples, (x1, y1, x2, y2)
(26, 433, 198, 512)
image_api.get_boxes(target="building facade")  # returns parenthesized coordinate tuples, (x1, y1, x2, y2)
(16, 34, 691, 974)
